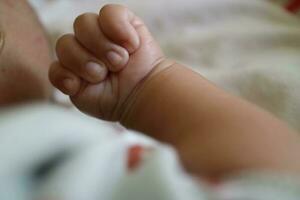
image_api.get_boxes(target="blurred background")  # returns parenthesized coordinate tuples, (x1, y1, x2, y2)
(28, 0, 205, 65)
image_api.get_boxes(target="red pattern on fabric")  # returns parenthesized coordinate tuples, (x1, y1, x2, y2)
(286, 0, 300, 12)
(127, 145, 144, 172)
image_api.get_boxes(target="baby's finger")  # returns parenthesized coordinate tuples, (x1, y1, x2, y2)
(56, 34, 108, 83)
(74, 13, 129, 72)
(99, 4, 140, 53)
(49, 61, 81, 96)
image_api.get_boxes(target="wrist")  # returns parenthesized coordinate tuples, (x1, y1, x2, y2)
(119, 58, 176, 126)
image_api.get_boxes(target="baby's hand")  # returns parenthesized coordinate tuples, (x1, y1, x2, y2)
(49, 4, 164, 121)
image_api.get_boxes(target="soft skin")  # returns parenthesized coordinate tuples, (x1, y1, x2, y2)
(49, 5, 164, 120)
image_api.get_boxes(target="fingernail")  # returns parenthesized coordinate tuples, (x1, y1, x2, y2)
(63, 78, 75, 94)
(107, 51, 123, 66)
(86, 62, 105, 79)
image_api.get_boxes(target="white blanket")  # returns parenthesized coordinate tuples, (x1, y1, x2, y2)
(1, 104, 300, 200)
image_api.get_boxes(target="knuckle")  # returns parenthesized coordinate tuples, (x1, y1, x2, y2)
(56, 34, 73, 55)
(74, 13, 87, 28)
(74, 13, 96, 32)
(100, 4, 126, 15)
(100, 4, 114, 14)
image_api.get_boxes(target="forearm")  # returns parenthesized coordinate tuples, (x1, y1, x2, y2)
(121, 60, 300, 176)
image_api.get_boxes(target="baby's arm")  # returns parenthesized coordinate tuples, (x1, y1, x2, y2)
(121, 60, 300, 176)
(49, 4, 300, 177)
